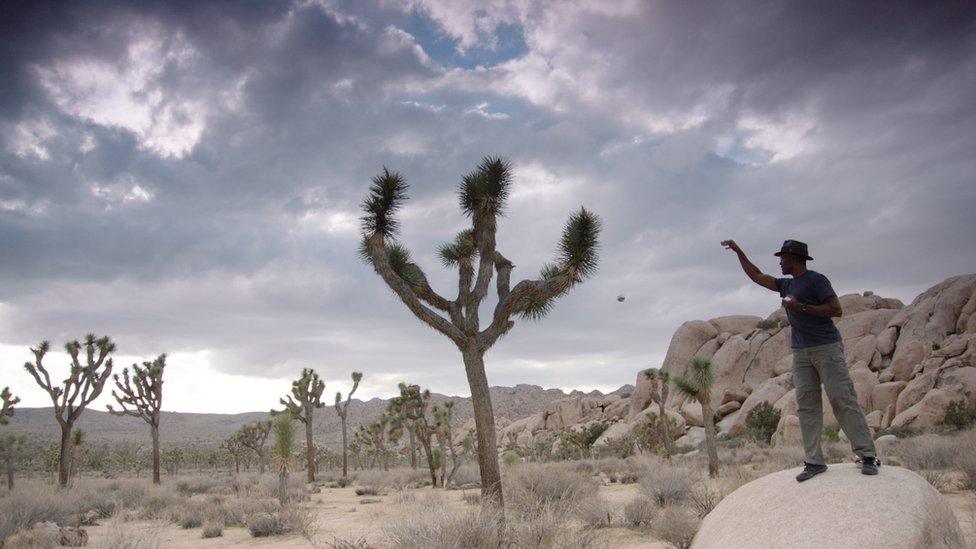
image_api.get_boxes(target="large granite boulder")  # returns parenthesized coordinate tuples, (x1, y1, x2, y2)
(693, 464, 965, 548)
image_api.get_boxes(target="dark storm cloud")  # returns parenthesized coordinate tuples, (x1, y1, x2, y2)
(1, 0, 975, 408)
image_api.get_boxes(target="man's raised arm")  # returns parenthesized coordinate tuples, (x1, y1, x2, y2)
(721, 240, 778, 292)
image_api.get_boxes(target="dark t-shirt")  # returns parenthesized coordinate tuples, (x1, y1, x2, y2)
(775, 270, 842, 349)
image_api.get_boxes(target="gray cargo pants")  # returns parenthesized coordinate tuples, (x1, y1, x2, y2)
(793, 341, 876, 465)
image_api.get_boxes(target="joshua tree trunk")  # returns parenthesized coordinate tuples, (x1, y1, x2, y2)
(407, 427, 418, 469)
(3, 440, 16, 490)
(341, 419, 349, 478)
(701, 396, 719, 478)
(278, 469, 288, 504)
(305, 420, 314, 483)
(658, 390, 672, 460)
(151, 425, 161, 485)
(463, 349, 502, 501)
(58, 425, 72, 488)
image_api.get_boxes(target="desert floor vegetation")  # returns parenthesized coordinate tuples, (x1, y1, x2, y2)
(1, 430, 976, 548)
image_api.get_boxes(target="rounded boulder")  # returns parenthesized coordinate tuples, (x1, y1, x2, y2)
(693, 464, 965, 549)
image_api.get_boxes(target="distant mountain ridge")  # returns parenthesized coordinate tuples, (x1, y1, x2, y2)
(4, 383, 634, 450)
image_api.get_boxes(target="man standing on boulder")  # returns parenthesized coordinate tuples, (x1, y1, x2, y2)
(721, 239, 879, 480)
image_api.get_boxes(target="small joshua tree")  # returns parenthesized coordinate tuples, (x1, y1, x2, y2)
(1, 387, 20, 425)
(271, 415, 294, 504)
(107, 354, 166, 484)
(279, 368, 326, 482)
(387, 388, 419, 470)
(644, 368, 674, 459)
(238, 421, 272, 474)
(392, 383, 438, 486)
(221, 435, 247, 474)
(673, 357, 719, 477)
(24, 336, 115, 488)
(1, 434, 26, 489)
(433, 401, 461, 486)
(334, 371, 362, 481)
(360, 157, 601, 505)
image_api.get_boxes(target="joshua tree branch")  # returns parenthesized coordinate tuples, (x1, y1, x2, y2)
(480, 272, 574, 349)
(366, 233, 466, 347)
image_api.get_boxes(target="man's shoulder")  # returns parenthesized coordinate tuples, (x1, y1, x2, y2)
(804, 270, 831, 283)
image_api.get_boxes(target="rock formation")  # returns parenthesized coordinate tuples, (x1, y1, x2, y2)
(692, 464, 965, 548)
(494, 274, 976, 454)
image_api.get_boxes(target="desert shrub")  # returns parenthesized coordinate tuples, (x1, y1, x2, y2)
(461, 493, 480, 505)
(639, 466, 694, 507)
(385, 498, 595, 549)
(894, 434, 959, 470)
(502, 450, 522, 466)
(246, 510, 288, 537)
(0, 485, 74, 544)
(688, 484, 723, 518)
(577, 496, 614, 528)
(201, 521, 223, 538)
(635, 415, 679, 454)
(955, 451, 976, 491)
(176, 477, 217, 497)
(623, 496, 657, 530)
(3, 524, 61, 548)
(594, 435, 636, 459)
(177, 503, 205, 529)
(503, 463, 599, 517)
(921, 470, 954, 492)
(385, 495, 507, 549)
(652, 505, 700, 549)
(821, 425, 841, 443)
(221, 498, 277, 527)
(327, 537, 374, 548)
(745, 402, 780, 444)
(944, 399, 976, 430)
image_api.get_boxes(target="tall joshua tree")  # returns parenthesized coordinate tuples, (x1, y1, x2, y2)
(271, 415, 294, 504)
(1, 387, 20, 425)
(279, 368, 326, 482)
(359, 157, 601, 505)
(644, 368, 674, 460)
(239, 421, 272, 474)
(107, 354, 166, 484)
(673, 357, 719, 477)
(334, 371, 362, 481)
(24, 336, 115, 488)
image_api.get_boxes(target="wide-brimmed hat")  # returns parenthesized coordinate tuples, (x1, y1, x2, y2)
(774, 239, 813, 261)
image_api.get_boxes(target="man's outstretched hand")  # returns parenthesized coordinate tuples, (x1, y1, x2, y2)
(721, 240, 741, 253)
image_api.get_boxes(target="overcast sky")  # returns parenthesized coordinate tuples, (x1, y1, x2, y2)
(2, 0, 974, 413)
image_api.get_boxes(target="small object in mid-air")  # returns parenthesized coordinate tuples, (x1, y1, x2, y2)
(617, 294, 626, 302)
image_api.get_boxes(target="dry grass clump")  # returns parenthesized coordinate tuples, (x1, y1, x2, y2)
(652, 505, 700, 549)
(176, 502, 205, 529)
(0, 485, 75, 544)
(623, 496, 657, 530)
(890, 433, 960, 471)
(3, 523, 61, 548)
(201, 520, 223, 538)
(245, 503, 313, 538)
(384, 493, 595, 549)
(639, 465, 695, 507)
(503, 462, 599, 516)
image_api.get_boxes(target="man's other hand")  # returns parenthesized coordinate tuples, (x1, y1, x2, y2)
(721, 240, 741, 253)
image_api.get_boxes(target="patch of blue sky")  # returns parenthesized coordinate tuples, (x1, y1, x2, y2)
(396, 90, 540, 125)
(402, 9, 528, 69)
(714, 133, 776, 166)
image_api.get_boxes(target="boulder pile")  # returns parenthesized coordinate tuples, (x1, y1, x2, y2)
(492, 274, 976, 453)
